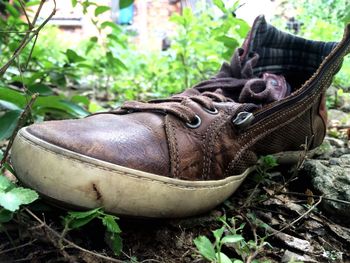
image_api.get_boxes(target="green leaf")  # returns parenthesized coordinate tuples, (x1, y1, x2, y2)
(5, 3, 20, 18)
(213, 226, 225, 240)
(102, 215, 121, 234)
(64, 208, 101, 229)
(0, 87, 89, 118)
(0, 176, 15, 192)
(0, 209, 13, 223)
(71, 0, 78, 7)
(342, 9, 350, 24)
(28, 84, 53, 96)
(0, 87, 26, 108)
(101, 21, 121, 32)
(88, 101, 104, 113)
(86, 36, 98, 54)
(0, 100, 22, 111)
(260, 155, 278, 169)
(221, 234, 244, 244)
(193, 236, 216, 261)
(67, 207, 101, 219)
(216, 252, 232, 263)
(95, 6, 110, 16)
(0, 187, 38, 212)
(105, 232, 123, 256)
(68, 213, 99, 229)
(216, 35, 239, 49)
(25, 0, 41, 7)
(71, 95, 90, 107)
(337, 88, 344, 97)
(106, 52, 127, 71)
(66, 49, 86, 63)
(0, 150, 3, 160)
(119, 0, 133, 9)
(213, 0, 226, 13)
(0, 110, 22, 141)
(233, 18, 250, 38)
(35, 97, 89, 118)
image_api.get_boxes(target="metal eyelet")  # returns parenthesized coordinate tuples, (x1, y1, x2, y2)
(232, 112, 254, 129)
(186, 115, 202, 129)
(203, 107, 219, 115)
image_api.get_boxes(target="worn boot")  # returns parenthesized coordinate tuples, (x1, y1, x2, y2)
(11, 16, 350, 218)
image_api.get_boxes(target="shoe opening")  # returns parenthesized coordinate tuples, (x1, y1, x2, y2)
(243, 15, 338, 92)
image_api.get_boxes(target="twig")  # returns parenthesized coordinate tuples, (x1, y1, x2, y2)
(281, 191, 350, 206)
(0, 93, 38, 169)
(268, 196, 323, 237)
(242, 182, 261, 208)
(277, 136, 311, 192)
(18, 0, 33, 29)
(32, 0, 46, 27)
(24, 208, 125, 263)
(0, 0, 56, 76)
(240, 213, 266, 263)
(0, 240, 37, 255)
(24, 33, 39, 70)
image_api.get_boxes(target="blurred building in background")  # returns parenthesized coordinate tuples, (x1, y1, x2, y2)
(39, 0, 283, 50)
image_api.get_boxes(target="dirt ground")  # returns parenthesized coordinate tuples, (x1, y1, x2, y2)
(1, 153, 350, 263)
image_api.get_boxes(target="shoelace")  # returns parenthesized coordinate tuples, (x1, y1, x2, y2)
(114, 48, 289, 127)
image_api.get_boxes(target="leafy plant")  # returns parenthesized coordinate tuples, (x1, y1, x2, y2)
(252, 155, 278, 185)
(0, 174, 38, 224)
(194, 225, 244, 263)
(194, 216, 270, 263)
(111, 1, 250, 101)
(62, 208, 122, 255)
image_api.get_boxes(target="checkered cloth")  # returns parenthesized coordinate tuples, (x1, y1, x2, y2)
(245, 16, 338, 75)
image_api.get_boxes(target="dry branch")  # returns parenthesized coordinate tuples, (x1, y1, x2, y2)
(25, 208, 125, 263)
(0, 0, 56, 75)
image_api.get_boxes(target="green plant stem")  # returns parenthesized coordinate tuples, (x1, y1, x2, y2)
(0, 93, 38, 169)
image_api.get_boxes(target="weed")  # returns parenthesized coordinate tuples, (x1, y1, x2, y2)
(0, 170, 38, 225)
(61, 207, 122, 255)
(194, 215, 271, 263)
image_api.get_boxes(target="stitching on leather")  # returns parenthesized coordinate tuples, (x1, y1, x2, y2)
(205, 114, 230, 178)
(18, 133, 247, 190)
(171, 120, 180, 178)
(164, 116, 175, 178)
(165, 117, 180, 178)
(225, 58, 343, 175)
(227, 74, 334, 174)
(202, 113, 226, 179)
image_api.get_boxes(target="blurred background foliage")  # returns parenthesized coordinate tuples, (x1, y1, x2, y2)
(0, 0, 349, 141)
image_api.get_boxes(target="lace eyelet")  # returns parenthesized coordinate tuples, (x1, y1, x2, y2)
(232, 112, 254, 129)
(186, 115, 202, 129)
(203, 107, 218, 115)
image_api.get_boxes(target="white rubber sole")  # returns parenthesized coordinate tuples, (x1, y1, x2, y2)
(11, 128, 256, 218)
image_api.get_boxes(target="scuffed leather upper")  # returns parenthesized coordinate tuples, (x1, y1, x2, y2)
(25, 16, 350, 181)
(28, 113, 170, 176)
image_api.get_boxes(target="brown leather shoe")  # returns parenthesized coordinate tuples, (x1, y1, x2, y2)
(11, 16, 350, 218)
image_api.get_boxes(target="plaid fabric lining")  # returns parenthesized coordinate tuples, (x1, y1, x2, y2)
(246, 16, 338, 75)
